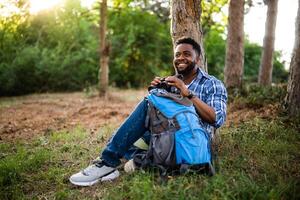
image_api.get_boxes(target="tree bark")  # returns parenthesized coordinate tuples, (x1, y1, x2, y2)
(99, 0, 109, 97)
(258, 0, 278, 86)
(285, 2, 300, 116)
(224, 0, 244, 89)
(170, 0, 207, 71)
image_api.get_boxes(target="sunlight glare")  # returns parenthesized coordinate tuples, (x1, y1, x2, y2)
(29, 0, 62, 14)
(0, 0, 21, 17)
(245, 0, 298, 68)
(81, 0, 96, 9)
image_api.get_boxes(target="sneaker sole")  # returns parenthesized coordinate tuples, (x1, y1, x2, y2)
(69, 170, 119, 186)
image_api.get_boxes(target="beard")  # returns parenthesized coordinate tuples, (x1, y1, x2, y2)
(176, 61, 196, 76)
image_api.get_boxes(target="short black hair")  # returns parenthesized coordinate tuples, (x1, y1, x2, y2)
(175, 37, 201, 56)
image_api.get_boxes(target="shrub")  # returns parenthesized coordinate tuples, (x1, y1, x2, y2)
(229, 84, 287, 107)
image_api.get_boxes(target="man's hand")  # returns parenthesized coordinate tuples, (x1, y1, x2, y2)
(165, 76, 189, 97)
(150, 77, 162, 87)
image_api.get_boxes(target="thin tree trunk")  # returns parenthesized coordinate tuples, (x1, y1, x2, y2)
(258, 0, 278, 86)
(99, 0, 109, 97)
(224, 0, 244, 89)
(170, 0, 207, 71)
(285, 2, 300, 116)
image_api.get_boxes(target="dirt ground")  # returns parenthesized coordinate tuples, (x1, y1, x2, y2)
(0, 89, 148, 141)
(0, 89, 279, 141)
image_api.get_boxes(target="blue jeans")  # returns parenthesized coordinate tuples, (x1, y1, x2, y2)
(101, 99, 149, 167)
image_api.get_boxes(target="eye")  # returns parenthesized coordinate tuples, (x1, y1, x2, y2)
(175, 53, 181, 58)
(183, 51, 192, 57)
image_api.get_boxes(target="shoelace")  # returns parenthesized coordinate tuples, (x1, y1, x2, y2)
(93, 160, 105, 168)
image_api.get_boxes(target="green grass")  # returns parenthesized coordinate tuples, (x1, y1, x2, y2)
(0, 126, 111, 200)
(0, 114, 299, 199)
(105, 116, 300, 200)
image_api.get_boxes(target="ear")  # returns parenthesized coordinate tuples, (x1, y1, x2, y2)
(196, 54, 200, 61)
(195, 54, 201, 64)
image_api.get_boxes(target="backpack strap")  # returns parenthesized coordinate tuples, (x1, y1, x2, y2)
(152, 89, 193, 106)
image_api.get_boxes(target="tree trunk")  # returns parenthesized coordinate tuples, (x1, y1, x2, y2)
(258, 0, 278, 86)
(170, 0, 207, 71)
(99, 0, 109, 97)
(285, 2, 300, 116)
(224, 0, 244, 89)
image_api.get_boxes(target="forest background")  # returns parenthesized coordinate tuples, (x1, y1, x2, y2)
(0, 0, 289, 96)
(0, 0, 299, 199)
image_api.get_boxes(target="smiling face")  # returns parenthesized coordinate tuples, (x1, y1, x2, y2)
(173, 43, 200, 76)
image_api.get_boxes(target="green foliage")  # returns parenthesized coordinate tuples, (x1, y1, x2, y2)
(201, 0, 228, 35)
(229, 84, 287, 107)
(0, 1, 173, 95)
(272, 52, 289, 83)
(244, 41, 289, 83)
(108, 7, 172, 88)
(204, 28, 226, 79)
(0, 0, 98, 96)
(244, 42, 263, 82)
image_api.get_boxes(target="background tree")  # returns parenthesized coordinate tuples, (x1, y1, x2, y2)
(285, 2, 300, 116)
(99, 0, 109, 96)
(224, 0, 244, 89)
(170, 0, 206, 70)
(258, 0, 279, 85)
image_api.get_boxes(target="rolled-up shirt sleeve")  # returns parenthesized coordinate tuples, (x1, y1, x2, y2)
(206, 80, 227, 128)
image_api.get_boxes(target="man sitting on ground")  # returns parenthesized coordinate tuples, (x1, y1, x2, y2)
(69, 37, 227, 186)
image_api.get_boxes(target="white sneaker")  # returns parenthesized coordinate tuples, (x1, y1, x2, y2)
(69, 161, 118, 186)
(101, 170, 120, 181)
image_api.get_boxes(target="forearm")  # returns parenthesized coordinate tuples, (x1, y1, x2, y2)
(180, 86, 216, 124)
(190, 97, 216, 124)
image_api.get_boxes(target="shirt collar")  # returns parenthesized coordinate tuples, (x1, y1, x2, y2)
(186, 67, 207, 89)
(196, 67, 209, 81)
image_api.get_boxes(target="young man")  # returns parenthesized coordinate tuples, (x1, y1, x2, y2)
(70, 37, 227, 186)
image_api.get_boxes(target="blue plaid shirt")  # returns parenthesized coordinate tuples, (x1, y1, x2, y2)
(187, 68, 227, 135)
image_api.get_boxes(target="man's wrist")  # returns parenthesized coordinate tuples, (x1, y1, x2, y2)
(186, 90, 196, 99)
(181, 87, 189, 97)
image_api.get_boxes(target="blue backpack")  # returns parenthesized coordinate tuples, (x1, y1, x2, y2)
(133, 88, 214, 175)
